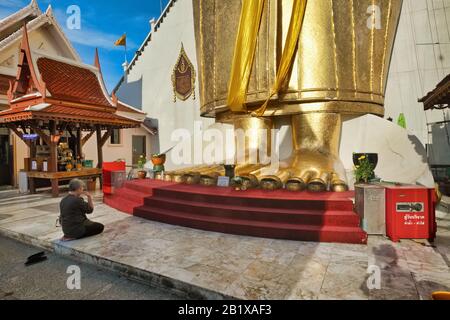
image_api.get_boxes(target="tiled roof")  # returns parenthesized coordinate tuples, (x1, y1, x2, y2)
(116, 101, 145, 114)
(142, 118, 158, 135)
(0, 0, 41, 36)
(0, 5, 44, 47)
(0, 104, 139, 127)
(37, 57, 112, 107)
(0, 7, 80, 62)
(0, 74, 14, 95)
(419, 74, 450, 110)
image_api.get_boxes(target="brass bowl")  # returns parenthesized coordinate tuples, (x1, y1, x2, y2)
(260, 178, 282, 191)
(172, 174, 185, 184)
(184, 173, 201, 185)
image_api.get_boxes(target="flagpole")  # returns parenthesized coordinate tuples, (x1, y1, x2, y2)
(124, 32, 128, 64)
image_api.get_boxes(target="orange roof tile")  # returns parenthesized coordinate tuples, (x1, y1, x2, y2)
(0, 104, 139, 127)
(37, 57, 112, 107)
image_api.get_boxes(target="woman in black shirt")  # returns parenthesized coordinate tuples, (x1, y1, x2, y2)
(60, 179, 104, 240)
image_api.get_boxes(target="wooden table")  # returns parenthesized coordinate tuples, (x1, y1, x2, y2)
(27, 169, 102, 197)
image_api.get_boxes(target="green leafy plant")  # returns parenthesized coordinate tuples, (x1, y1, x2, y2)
(137, 155, 146, 170)
(397, 113, 407, 129)
(354, 155, 375, 184)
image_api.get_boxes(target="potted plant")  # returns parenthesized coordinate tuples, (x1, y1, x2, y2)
(137, 155, 147, 179)
(353, 153, 376, 184)
(151, 153, 166, 173)
(151, 153, 166, 166)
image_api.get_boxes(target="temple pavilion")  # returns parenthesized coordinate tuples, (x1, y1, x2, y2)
(0, 25, 141, 196)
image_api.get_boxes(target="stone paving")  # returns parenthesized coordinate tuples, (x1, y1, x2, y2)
(0, 190, 449, 300)
(0, 236, 182, 300)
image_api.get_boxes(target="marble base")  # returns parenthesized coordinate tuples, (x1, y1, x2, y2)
(0, 191, 449, 300)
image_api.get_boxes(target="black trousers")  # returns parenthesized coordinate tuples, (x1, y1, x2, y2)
(78, 221, 104, 239)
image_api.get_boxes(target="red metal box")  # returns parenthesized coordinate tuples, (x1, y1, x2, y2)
(385, 185, 437, 242)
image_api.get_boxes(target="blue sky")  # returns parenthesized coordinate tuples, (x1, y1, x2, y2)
(0, 0, 169, 92)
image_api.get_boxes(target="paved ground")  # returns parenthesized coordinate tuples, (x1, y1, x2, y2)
(0, 236, 183, 300)
(0, 190, 449, 300)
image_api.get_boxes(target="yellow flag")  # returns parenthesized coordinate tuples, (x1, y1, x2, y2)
(115, 34, 127, 47)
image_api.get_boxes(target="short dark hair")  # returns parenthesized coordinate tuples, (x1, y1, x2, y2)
(69, 179, 85, 192)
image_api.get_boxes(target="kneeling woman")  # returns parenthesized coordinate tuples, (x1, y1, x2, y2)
(60, 179, 104, 241)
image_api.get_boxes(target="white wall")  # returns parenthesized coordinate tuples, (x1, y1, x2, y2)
(116, 0, 214, 171)
(83, 127, 152, 167)
(385, 0, 450, 165)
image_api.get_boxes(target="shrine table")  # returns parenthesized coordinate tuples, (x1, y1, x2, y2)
(27, 169, 102, 197)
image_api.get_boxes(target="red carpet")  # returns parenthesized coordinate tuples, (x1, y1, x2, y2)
(105, 179, 367, 244)
(104, 180, 175, 214)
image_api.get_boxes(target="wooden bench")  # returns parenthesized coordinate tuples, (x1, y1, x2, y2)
(27, 169, 102, 197)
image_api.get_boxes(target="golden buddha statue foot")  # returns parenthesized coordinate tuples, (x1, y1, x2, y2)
(257, 113, 349, 193)
(256, 150, 349, 193)
(284, 151, 349, 193)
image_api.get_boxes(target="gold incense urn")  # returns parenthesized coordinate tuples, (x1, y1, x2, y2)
(168, 0, 403, 192)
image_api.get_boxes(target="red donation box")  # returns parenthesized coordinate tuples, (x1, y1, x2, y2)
(385, 185, 437, 242)
(103, 161, 126, 195)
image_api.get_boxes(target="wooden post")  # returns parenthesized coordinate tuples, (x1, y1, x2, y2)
(51, 179, 59, 197)
(30, 128, 37, 160)
(96, 125, 103, 169)
(96, 125, 113, 169)
(49, 120, 58, 173)
(77, 127, 82, 159)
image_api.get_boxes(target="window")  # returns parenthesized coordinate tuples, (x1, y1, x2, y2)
(110, 129, 121, 145)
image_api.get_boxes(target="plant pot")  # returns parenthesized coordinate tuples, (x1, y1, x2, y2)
(87, 179, 96, 191)
(151, 154, 166, 166)
(153, 165, 165, 172)
(137, 171, 147, 179)
(224, 165, 236, 179)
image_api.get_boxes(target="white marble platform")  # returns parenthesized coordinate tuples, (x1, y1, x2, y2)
(0, 190, 449, 300)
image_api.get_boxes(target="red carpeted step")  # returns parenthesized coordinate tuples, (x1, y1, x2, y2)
(134, 206, 367, 244)
(104, 187, 151, 214)
(153, 187, 354, 211)
(143, 196, 360, 227)
(105, 180, 367, 244)
(116, 188, 150, 201)
(123, 180, 176, 195)
(104, 194, 141, 215)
